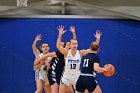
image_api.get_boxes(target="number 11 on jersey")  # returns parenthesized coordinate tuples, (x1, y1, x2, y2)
(83, 59, 89, 67)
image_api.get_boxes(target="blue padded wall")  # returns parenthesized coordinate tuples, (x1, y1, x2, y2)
(0, 18, 140, 93)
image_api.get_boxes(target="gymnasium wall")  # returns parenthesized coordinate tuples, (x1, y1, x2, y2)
(0, 18, 140, 93)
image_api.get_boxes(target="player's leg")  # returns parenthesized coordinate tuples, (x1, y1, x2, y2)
(59, 84, 69, 93)
(60, 73, 77, 93)
(81, 76, 100, 93)
(84, 89, 88, 93)
(92, 85, 102, 93)
(44, 74, 51, 93)
(35, 70, 44, 93)
(75, 76, 85, 93)
(67, 84, 74, 93)
(76, 91, 82, 93)
(47, 70, 60, 93)
(41, 70, 51, 93)
(35, 79, 44, 93)
(51, 83, 59, 93)
(44, 83, 51, 93)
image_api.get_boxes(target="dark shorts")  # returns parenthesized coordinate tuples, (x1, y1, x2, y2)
(76, 75, 97, 92)
(48, 69, 63, 86)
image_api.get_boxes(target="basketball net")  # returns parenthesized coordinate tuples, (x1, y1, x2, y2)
(17, 0, 28, 7)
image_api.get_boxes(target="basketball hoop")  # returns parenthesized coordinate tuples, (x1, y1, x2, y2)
(17, 0, 28, 7)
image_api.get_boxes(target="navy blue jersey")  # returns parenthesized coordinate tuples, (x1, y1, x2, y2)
(80, 53, 100, 74)
(49, 50, 65, 73)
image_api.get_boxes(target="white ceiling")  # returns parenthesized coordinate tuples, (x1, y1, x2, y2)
(0, 0, 140, 20)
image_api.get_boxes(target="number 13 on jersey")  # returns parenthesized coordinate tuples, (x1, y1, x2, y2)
(70, 63, 76, 69)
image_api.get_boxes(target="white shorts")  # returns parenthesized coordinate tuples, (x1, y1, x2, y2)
(61, 74, 79, 88)
(35, 69, 49, 85)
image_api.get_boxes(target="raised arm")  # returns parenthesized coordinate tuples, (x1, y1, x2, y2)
(56, 25, 68, 55)
(94, 30, 102, 45)
(80, 30, 102, 57)
(69, 26, 77, 40)
(32, 34, 42, 56)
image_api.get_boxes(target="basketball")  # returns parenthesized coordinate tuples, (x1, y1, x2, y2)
(103, 64, 115, 77)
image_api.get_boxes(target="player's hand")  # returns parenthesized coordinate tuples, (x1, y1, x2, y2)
(58, 25, 66, 35)
(35, 34, 42, 41)
(69, 26, 75, 33)
(104, 65, 111, 71)
(94, 30, 102, 39)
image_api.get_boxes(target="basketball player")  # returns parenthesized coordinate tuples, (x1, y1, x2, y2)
(56, 25, 102, 93)
(32, 34, 51, 93)
(76, 41, 108, 93)
(34, 26, 77, 93)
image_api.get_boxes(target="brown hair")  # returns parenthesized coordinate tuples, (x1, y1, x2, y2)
(90, 42, 98, 51)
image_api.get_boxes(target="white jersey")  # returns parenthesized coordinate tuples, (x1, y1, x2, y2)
(64, 49, 81, 75)
(35, 53, 52, 84)
(36, 53, 52, 70)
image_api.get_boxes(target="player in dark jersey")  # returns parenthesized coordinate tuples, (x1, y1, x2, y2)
(34, 26, 76, 93)
(47, 50, 65, 92)
(76, 42, 108, 93)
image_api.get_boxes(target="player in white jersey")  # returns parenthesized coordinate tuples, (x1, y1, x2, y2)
(32, 34, 51, 93)
(61, 49, 81, 90)
(56, 25, 101, 93)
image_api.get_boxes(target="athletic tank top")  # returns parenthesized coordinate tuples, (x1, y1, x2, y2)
(49, 50, 65, 73)
(80, 53, 100, 75)
(39, 53, 52, 70)
(64, 49, 81, 75)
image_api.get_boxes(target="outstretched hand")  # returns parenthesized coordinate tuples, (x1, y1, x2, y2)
(58, 25, 66, 35)
(35, 34, 42, 41)
(94, 30, 102, 39)
(69, 26, 75, 33)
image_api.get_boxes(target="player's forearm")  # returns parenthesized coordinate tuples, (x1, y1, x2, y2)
(40, 55, 48, 62)
(95, 67, 105, 73)
(72, 32, 77, 40)
(56, 34, 62, 48)
(95, 37, 100, 45)
(34, 60, 44, 70)
(34, 57, 46, 69)
(32, 40, 40, 56)
(32, 39, 38, 49)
